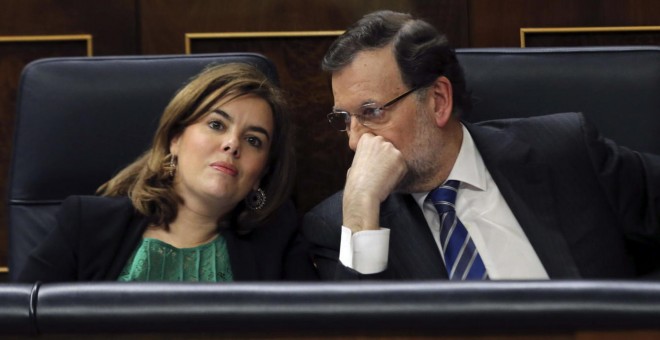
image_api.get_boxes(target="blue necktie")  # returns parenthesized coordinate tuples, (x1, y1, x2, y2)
(428, 180, 489, 280)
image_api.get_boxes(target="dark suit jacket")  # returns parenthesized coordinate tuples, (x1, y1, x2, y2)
(18, 196, 318, 282)
(303, 112, 660, 280)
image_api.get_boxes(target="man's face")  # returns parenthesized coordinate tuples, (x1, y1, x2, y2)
(330, 46, 446, 193)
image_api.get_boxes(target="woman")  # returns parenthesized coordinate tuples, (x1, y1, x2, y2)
(18, 63, 317, 282)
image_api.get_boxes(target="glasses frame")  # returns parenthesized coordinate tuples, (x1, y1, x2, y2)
(327, 86, 421, 132)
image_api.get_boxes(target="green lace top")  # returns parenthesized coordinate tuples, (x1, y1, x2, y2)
(117, 236, 233, 282)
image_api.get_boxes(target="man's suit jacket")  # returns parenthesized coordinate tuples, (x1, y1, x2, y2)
(18, 196, 317, 282)
(303, 112, 660, 280)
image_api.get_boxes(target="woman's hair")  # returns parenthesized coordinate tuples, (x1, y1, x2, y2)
(322, 10, 471, 116)
(97, 62, 294, 234)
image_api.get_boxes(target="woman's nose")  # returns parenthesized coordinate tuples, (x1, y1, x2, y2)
(222, 139, 240, 158)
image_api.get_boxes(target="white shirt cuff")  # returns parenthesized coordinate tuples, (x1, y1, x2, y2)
(339, 226, 390, 274)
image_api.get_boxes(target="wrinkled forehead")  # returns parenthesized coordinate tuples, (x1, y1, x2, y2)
(330, 46, 407, 109)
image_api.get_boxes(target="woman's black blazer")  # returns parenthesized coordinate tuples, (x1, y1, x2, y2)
(17, 196, 318, 282)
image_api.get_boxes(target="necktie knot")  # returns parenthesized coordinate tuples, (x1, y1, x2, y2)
(428, 180, 460, 214)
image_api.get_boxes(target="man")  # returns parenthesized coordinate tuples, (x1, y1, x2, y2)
(302, 10, 660, 280)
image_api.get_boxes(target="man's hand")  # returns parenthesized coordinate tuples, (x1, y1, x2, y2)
(343, 133, 408, 233)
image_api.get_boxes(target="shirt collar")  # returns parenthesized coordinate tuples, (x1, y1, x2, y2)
(411, 124, 488, 205)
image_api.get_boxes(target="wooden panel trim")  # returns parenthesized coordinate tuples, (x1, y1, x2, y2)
(520, 26, 660, 47)
(0, 34, 94, 56)
(184, 30, 344, 54)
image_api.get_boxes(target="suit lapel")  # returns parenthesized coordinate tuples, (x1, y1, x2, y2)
(466, 122, 580, 278)
(381, 194, 448, 279)
(106, 212, 150, 280)
(221, 228, 260, 281)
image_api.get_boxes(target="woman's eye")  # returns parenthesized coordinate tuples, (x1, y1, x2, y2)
(208, 120, 224, 130)
(246, 136, 262, 148)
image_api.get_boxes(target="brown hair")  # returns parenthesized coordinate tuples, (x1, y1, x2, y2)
(97, 62, 294, 234)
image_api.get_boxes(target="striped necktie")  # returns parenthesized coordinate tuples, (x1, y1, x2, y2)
(428, 180, 489, 280)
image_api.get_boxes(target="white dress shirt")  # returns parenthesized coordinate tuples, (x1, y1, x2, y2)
(339, 124, 549, 279)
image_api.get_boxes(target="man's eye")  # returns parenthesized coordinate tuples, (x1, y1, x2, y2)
(246, 136, 262, 148)
(208, 120, 224, 130)
(360, 107, 382, 118)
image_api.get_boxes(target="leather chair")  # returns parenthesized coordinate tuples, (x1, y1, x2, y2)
(7, 53, 278, 281)
(33, 281, 660, 335)
(456, 46, 660, 155)
(5, 46, 660, 338)
(0, 283, 37, 334)
(8, 46, 660, 282)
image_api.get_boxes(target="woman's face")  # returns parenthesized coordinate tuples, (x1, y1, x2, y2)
(170, 94, 273, 215)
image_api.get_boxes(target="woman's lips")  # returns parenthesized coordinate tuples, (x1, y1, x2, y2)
(210, 162, 238, 176)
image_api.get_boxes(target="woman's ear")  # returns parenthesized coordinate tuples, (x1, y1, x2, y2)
(430, 76, 454, 128)
(169, 134, 181, 156)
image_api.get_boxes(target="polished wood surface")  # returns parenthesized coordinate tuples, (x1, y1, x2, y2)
(521, 26, 660, 47)
(139, 0, 469, 54)
(3, 334, 577, 339)
(469, 0, 660, 47)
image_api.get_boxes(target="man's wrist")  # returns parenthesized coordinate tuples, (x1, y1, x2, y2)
(342, 196, 380, 232)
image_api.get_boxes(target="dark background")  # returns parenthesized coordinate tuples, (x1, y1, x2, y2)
(1, 0, 659, 276)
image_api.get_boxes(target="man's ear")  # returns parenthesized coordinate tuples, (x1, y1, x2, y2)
(429, 76, 454, 128)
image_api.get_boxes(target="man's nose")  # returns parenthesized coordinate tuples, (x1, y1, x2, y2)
(347, 119, 368, 151)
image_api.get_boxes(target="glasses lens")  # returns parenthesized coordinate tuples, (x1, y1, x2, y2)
(358, 107, 386, 125)
(327, 112, 349, 131)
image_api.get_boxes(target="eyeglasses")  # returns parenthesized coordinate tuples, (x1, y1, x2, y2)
(327, 86, 420, 131)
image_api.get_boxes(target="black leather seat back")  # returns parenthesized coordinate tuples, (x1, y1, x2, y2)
(456, 46, 660, 154)
(7, 53, 278, 281)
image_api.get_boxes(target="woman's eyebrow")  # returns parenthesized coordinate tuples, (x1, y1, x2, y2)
(212, 108, 270, 141)
(211, 109, 232, 122)
(248, 126, 270, 141)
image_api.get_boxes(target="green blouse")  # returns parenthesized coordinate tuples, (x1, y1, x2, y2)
(117, 236, 233, 282)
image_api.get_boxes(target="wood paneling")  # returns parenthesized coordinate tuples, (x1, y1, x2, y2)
(521, 26, 660, 47)
(469, 0, 660, 47)
(0, 0, 137, 55)
(140, 0, 469, 55)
